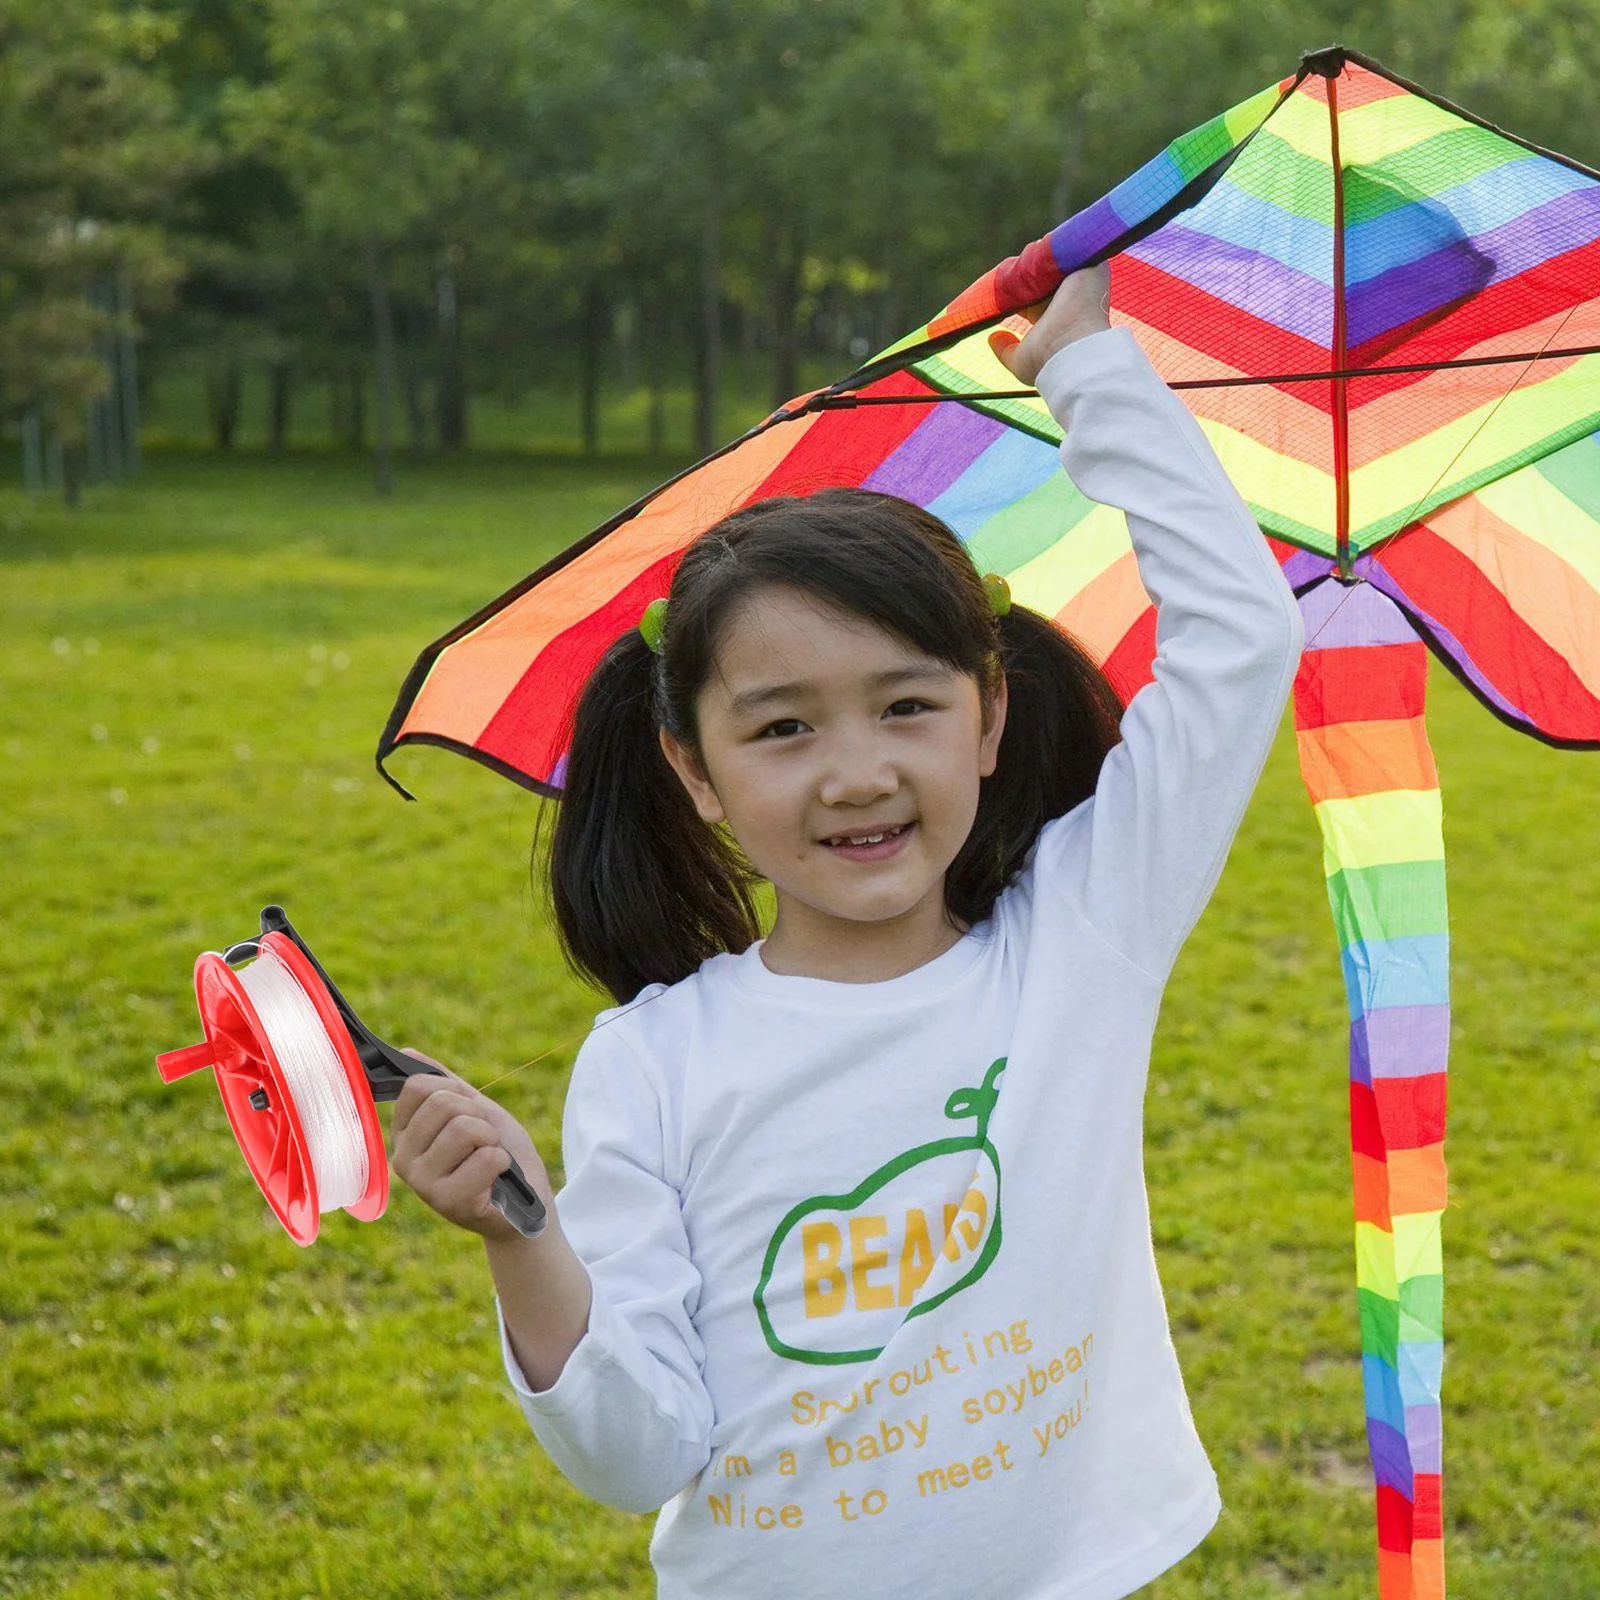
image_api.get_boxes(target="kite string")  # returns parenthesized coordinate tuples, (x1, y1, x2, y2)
(1367, 299, 1584, 561)
(466, 985, 669, 1097)
(1252, 301, 1588, 653)
(1298, 577, 1366, 653)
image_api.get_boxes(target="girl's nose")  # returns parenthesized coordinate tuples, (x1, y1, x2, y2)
(817, 736, 898, 807)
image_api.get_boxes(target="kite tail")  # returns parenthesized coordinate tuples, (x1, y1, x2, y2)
(1293, 577, 1449, 1600)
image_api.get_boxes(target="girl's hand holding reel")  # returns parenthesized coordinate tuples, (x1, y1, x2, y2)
(156, 905, 550, 1247)
(387, 1049, 557, 1245)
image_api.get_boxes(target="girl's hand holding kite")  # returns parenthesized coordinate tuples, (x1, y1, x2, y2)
(989, 261, 1112, 384)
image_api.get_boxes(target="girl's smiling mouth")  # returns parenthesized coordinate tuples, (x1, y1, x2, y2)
(820, 821, 914, 860)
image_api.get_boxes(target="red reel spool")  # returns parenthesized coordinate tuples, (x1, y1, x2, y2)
(157, 932, 389, 1246)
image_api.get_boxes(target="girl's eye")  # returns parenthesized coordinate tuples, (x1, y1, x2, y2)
(754, 701, 933, 738)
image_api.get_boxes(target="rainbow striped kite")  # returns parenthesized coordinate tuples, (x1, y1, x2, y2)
(379, 46, 1600, 1598)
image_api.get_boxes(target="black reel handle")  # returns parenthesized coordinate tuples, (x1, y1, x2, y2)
(228, 906, 548, 1240)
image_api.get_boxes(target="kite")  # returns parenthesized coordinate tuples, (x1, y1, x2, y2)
(376, 45, 1600, 1599)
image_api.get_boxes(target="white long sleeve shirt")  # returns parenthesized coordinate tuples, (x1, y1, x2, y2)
(494, 327, 1304, 1600)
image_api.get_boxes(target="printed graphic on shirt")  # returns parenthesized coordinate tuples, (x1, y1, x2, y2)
(696, 1314, 1097, 1540)
(754, 1058, 1005, 1365)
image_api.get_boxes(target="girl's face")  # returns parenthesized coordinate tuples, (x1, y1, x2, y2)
(659, 585, 1007, 980)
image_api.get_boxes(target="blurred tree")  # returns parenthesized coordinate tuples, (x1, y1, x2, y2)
(146, 0, 304, 451)
(12, 0, 1599, 473)
(226, 0, 555, 488)
(1449, 0, 1600, 167)
(0, 0, 196, 501)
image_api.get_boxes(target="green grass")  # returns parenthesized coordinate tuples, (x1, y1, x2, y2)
(1, 452, 1596, 1599)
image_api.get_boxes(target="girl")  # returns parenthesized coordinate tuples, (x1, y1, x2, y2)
(389, 266, 1304, 1599)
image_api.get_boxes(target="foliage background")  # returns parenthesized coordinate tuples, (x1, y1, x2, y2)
(7, 0, 1600, 478)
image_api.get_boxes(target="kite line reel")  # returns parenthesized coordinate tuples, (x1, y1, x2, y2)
(156, 905, 547, 1246)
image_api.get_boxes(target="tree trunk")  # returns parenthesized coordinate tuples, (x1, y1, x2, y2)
(874, 287, 900, 356)
(89, 280, 120, 483)
(348, 363, 366, 451)
(44, 410, 64, 494)
(435, 267, 465, 450)
(268, 361, 292, 453)
(365, 237, 396, 496)
(771, 223, 802, 410)
(402, 353, 428, 460)
(695, 150, 722, 458)
(616, 298, 637, 392)
(645, 303, 667, 455)
(579, 279, 605, 457)
(1050, 91, 1091, 223)
(21, 410, 43, 492)
(207, 361, 242, 450)
(62, 442, 84, 508)
(116, 271, 141, 477)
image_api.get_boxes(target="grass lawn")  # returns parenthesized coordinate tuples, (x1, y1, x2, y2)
(1, 450, 1596, 1599)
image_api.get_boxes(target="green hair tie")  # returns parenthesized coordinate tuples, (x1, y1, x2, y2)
(982, 573, 1012, 618)
(639, 597, 669, 655)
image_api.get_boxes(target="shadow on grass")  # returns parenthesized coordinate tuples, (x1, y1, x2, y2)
(0, 447, 696, 566)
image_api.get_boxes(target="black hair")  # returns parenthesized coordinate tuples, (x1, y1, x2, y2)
(540, 487, 1124, 1002)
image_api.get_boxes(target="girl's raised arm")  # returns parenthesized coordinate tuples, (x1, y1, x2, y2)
(492, 1017, 715, 1514)
(1021, 314, 1304, 981)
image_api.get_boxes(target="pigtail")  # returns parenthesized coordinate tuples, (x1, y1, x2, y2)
(945, 605, 1125, 926)
(541, 629, 762, 1004)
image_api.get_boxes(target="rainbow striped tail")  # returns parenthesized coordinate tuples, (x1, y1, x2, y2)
(1294, 577, 1449, 1600)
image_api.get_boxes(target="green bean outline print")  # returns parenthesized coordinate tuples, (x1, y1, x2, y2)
(753, 1058, 1006, 1365)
